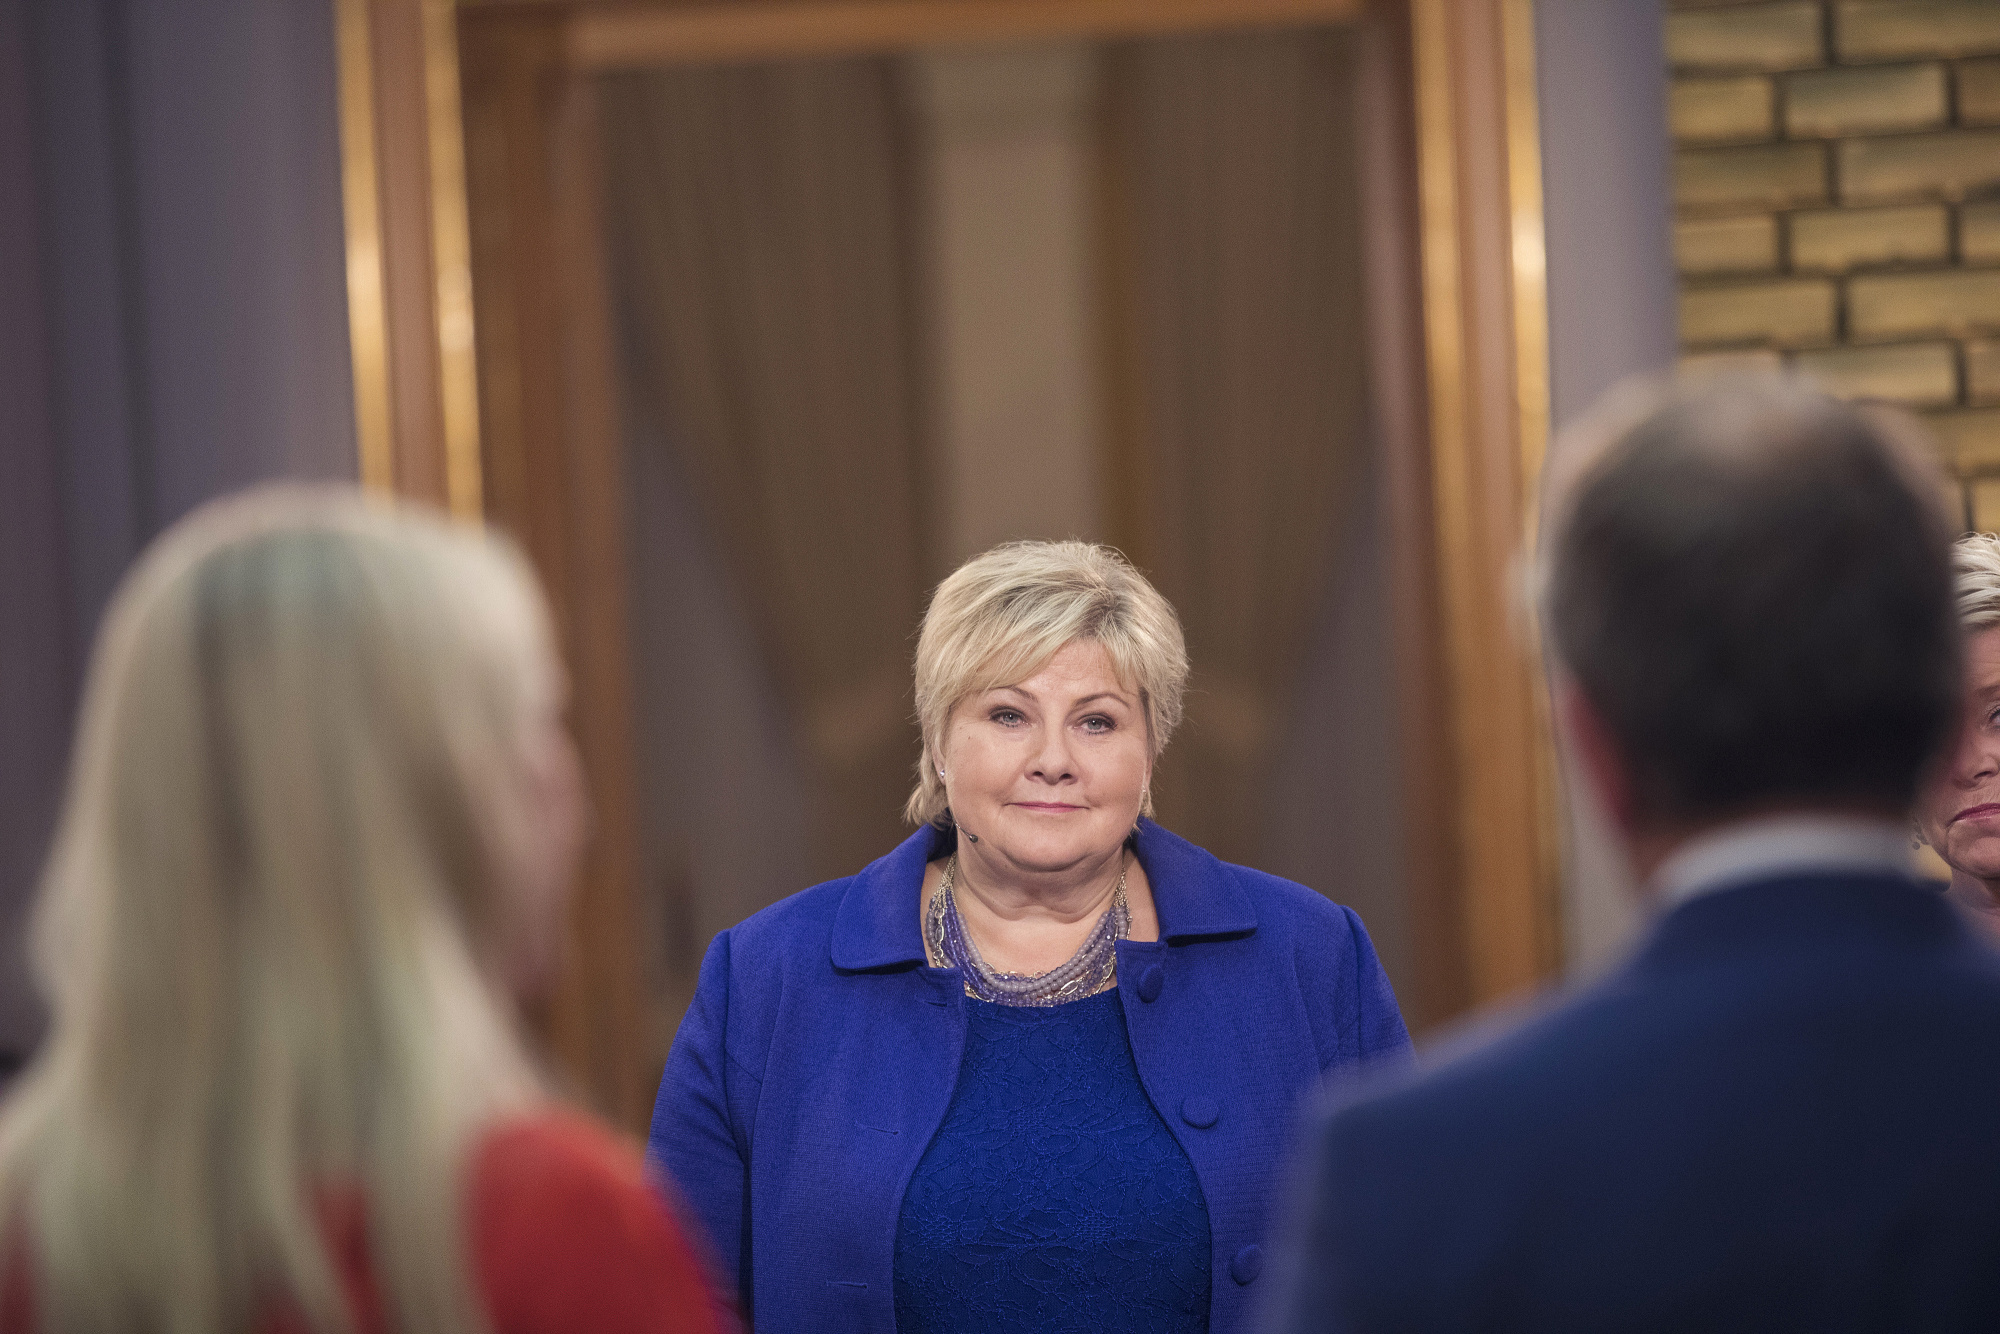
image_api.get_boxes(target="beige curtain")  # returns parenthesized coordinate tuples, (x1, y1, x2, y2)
(1102, 28, 1369, 862)
(599, 61, 927, 880)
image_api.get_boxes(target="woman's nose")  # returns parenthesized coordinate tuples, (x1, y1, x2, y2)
(1955, 731, 2000, 787)
(1028, 727, 1075, 780)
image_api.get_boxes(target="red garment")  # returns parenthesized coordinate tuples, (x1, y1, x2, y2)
(3, 1112, 722, 1334)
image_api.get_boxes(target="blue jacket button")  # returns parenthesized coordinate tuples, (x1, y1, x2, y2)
(1230, 1244, 1262, 1285)
(1137, 965, 1164, 1003)
(1181, 1095, 1219, 1128)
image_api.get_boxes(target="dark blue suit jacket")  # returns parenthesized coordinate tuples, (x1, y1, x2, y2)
(1275, 870, 2000, 1333)
(649, 819, 1410, 1333)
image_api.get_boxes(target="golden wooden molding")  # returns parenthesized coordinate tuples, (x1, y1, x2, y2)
(1502, 0, 1549, 520)
(568, 0, 1360, 69)
(334, 0, 485, 519)
(1409, 0, 1561, 1003)
(424, 0, 487, 519)
(1500, 0, 1561, 977)
(335, 0, 395, 495)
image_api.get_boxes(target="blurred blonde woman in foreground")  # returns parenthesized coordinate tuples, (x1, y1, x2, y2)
(0, 488, 716, 1334)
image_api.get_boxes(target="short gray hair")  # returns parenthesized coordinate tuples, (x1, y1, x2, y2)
(1542, 375, 1959, 819)
(907, 541, 1188, 827)
(1954, 532, 2000, 632)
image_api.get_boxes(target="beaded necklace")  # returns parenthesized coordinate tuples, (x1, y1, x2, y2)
(924, 853, 1130, 1006)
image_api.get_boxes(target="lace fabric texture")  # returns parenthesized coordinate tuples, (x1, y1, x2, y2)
(892, 990, 1211, 1333)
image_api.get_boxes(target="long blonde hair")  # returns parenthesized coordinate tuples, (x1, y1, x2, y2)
(0, 487, 553, 1334)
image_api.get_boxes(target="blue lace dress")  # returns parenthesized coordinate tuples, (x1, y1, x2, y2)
(892, 988, 1212, 1332)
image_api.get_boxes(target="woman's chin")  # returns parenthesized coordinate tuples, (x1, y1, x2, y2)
(1952, 868, 2000, 898)
(1944, 836, 2000, 887)
(979, 825, 1118, 874)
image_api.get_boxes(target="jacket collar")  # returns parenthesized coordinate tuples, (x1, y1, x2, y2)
(1650, 813, 1912, 908)
(829, 818, 1258, 971)
(1632, 868, 1966, 977)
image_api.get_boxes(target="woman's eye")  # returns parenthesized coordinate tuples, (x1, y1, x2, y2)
(1080, 715, 1114, 734)
(991, 709, 1024, 726)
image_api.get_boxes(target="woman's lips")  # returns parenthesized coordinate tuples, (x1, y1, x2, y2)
(1012, 802, 1083, 812)
(1952, 802, 2000, 824)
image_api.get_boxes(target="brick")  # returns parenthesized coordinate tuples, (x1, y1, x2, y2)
(1669, 4, 1824, 71)
(1962, 58, 2000, 125)
(1784, 63, 1947, 137)
(1966, 202, 2000, 263)
(1679, 348, 1786, 379)
(1972, 476, 2000, 528)
(1970, 476, 2000, 529)
(1671, 75, 1776, 141)
(1969, 339, 2000, 404)
(1675, 141, 1828, 211)
(1836, 2, 2000, 62)
(1789, 204, 1949, 270)
(1681, 278, 1837, 346)
(1849, 269, 2000, 338)
(1677, 214, 1780, 274)
(1793, 341, 1960, 405)
(1931, 407, 2000, 474)
(1838, 129, 2000, 202)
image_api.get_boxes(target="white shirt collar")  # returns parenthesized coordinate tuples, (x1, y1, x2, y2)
(1651, 813, 1912, 908)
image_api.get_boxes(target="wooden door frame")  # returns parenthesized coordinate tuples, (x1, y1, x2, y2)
(1402, 0, 1562, 1017)
(333, 0, 1560, 1122)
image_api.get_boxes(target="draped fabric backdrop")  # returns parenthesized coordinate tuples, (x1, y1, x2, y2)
(1101, 29, 1367, 864)
(598, 29, 1367, 969)
(599, 60, 929, 885)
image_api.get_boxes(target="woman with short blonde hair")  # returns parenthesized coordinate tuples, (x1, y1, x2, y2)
(652, 538, 1409, 1334)
(0, 487, 714, 1334)
(905, 540, 1188, 826)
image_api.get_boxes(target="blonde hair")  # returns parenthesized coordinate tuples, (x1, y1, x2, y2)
(0, 486, 552, 1334)
(906, 540, 1188, 827)
(1955, 533, 2000, 632)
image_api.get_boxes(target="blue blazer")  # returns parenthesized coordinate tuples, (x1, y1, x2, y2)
(648, 818, 1410, 1333)
(1273, 870, 2000, 1333)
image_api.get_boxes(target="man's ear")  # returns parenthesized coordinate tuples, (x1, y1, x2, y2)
(1556, 677, 1637, 836)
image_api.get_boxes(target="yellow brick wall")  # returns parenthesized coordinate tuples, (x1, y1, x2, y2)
(1668, 0, 2000, 529)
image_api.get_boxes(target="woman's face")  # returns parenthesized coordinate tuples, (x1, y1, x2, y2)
(939, 640, 1150, 879)
(1917, 624, 2000, 884)
(503, 659, 587, 997)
